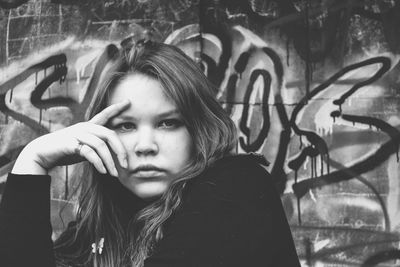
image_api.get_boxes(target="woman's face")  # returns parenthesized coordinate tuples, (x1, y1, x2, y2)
(107, 73, 194, 199)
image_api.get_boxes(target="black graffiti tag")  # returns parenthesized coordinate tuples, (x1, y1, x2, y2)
(290, 56, 394, 199)
(0, 44, 119, 177)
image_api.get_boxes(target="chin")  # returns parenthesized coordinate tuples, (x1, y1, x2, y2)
(130, 181, 168, 200)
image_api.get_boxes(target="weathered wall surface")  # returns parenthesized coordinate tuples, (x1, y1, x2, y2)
(1, 0, 400, 266)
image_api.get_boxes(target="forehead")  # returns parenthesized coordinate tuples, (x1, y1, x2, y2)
(107, 73, 177, 114)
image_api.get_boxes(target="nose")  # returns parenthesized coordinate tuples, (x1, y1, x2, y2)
(134, 127, 158, 156)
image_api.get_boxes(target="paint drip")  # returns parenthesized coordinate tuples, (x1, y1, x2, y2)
(320, 154, 324, 176)
(286, 38, 290, 67)
(295, 171, 302, 225)
(65, 165, 69, 200)
(66, 78, 69, 97)
(9, 88, 13, 103)
(39, 108, 42, 126)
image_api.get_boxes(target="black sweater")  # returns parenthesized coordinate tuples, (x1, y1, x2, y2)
(0, 154, 300, 267)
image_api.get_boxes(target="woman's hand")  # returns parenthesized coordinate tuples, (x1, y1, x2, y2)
(12, 100, 131, 176)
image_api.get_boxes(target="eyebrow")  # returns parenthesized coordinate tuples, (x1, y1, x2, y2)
(157, 109, 180, 118)
(112, 109, 181, 120)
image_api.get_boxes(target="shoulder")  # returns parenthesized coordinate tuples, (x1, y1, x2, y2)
(155, 154, 300, 266)
(186, 153, 276, 204)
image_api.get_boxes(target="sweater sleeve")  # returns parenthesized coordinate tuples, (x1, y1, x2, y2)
(0, 173, 56, 267)
(144, 157, 300, 267)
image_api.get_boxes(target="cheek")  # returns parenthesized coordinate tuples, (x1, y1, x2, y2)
(165, 131, 193, 159)
(181, 132, 194, 163)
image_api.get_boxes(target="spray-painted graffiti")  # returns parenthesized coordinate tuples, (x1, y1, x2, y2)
(0, 43, 119, 179)
(165, 19, 400, 265)
(2, 0, 400, 266)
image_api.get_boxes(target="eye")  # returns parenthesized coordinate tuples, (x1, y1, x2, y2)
(111, 122, 136, 132)
(158, 119, 182, 129)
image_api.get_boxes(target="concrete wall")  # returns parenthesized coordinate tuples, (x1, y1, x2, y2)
(1, 0, 400, 266)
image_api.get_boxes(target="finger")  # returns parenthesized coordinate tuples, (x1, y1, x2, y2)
(90, 100, 130, 125)
(79, 144, 107, 174)
(83, 123, 128, 168)
(76, 134, 119, 177)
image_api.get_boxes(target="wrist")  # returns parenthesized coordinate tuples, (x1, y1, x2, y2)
(12, 140, 48, 175)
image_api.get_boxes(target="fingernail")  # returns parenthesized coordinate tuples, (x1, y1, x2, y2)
(112, 167, 119, 177)
(101, 166, 107, 174)
(121, 157, 128, 168)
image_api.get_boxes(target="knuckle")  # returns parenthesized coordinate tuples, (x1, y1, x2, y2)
(109, 130, 118, 139)
(85, 148, 95, 157)
(75, 122, 85, 128)
(97, 141, 108, 149)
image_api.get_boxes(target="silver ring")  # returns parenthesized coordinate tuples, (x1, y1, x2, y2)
(74, 142, 84, 155)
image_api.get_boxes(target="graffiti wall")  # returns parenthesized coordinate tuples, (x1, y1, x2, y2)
(1, 0, 400, 266)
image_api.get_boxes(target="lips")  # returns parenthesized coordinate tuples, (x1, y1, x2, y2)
(131, 165, 165, 178)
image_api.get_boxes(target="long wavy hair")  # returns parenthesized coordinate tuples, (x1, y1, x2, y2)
(54, 39, 237, 267)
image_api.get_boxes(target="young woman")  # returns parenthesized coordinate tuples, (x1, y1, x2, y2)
(0, 40, 300, 266)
